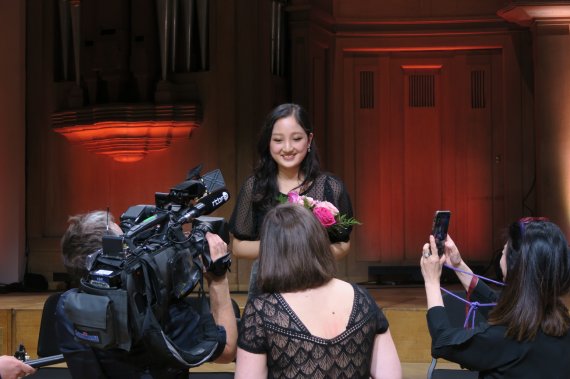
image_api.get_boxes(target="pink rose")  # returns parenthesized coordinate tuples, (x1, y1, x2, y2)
(288, 193, 317, 208)
(313, 207, 337, 227)
(302, 196, 317, 208)
(314, 201, 339, 216)
(287, 192, 301, 204)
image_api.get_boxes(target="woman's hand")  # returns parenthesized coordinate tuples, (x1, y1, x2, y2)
(443, 234, 462, 268)
(330, 241, 350, 260)
(420, 236, 446, 309)
(420, 236, 446, 285)
(441, 234, 477, 292)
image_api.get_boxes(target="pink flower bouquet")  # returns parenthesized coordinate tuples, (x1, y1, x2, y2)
(279, 192, 361, 239)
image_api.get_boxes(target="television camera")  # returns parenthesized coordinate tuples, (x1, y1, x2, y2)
(86, 166, 232, 298)
(61, 166, 232, 366)
(18, 166, 233, 369)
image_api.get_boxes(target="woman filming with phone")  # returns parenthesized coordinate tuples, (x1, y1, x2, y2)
(420, 218, 570, 378)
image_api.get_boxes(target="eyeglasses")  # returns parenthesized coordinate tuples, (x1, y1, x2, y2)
(518, 216, 549, 235)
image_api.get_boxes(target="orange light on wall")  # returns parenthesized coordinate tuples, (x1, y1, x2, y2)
(52, 103, 202, 163)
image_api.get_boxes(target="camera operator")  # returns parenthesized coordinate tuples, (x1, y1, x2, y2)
(55, 211, 237, 379)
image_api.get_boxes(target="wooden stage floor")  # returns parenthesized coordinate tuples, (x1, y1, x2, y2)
(0, 286, 436, 361)
(4, 285, 549, 378)
(0, 285, 432, 311)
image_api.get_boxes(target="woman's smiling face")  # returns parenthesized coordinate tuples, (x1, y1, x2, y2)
(269, 115, 313, 172)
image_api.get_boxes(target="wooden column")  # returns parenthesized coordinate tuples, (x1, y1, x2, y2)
(0, 1, 26, 284)
(499, 3, 570, 234)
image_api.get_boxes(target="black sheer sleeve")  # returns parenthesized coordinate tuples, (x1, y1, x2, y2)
(324, 175, 354, 218)
(323, 175, 354, 243)
(228, 176, 259, 241)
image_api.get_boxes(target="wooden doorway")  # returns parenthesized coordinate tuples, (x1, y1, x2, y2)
(347, 50, 503, 264)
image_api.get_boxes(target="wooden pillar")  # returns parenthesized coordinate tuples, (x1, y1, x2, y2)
(0, 1, 26, 283)
(499, 3, 570, 234)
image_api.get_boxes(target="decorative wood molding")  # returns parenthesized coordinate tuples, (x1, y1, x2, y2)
(498, 2, 570, 27)
(52, 103, 202, 162)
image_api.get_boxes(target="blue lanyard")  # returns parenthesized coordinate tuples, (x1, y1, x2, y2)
(441, 263, 505, 329)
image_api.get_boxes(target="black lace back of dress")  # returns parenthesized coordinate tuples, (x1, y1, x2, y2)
(239, 285, 387, 379)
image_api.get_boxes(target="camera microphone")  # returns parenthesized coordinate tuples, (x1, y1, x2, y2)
(176, 188, 231, 225)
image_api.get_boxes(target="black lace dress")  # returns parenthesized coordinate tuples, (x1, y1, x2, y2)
(229, 173, 354, 295)
(229, 173, 353, 243)
(238, 284, 389, 379)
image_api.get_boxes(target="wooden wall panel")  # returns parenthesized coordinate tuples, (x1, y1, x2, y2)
(0, 0, 26, 284)
(353, 57, 383, 261)
(455, 55, 496, 260)
(12, 310, 42, 360)
(0, 310, 10, 355)
(332, 0, 506, 19)
(402, 64, 443, 260)
(349, 50, 505, 263)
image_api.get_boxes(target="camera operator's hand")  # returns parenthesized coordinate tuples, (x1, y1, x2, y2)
(0, 355, 36, 379)
(203, 232, 238, 363)
(205, 232, 227, 259)
(204, 232, 231, 279)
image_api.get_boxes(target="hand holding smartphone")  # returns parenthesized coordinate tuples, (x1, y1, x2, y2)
(431, 210, 451, 256)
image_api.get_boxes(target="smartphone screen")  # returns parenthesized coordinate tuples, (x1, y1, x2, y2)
(431, 210, 451, 256)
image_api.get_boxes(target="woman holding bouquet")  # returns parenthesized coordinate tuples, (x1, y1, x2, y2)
(229, 103, 355, 296)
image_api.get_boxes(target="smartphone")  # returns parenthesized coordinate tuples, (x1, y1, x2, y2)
(431, 210, 451, 256)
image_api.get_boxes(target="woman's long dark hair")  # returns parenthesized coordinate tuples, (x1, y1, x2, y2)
(488, 220, 570, 341)
(252, 103, 321, 212)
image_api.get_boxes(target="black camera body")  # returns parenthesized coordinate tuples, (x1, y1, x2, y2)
(65, 167, 231, 356)
(90, 166, 231, 296)
(88, 267, 123, 289)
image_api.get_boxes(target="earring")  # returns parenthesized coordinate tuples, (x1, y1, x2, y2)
(308, 145, 311, 152)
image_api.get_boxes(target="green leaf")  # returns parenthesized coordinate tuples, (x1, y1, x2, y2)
(335, 213, 362, 228)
